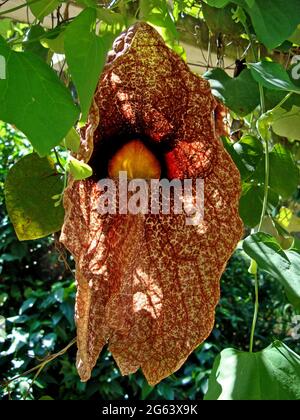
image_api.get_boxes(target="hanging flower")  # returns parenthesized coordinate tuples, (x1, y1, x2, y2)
(60, 22, 243, 386)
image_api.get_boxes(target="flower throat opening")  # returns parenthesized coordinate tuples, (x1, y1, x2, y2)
(108, 139, 162, 180)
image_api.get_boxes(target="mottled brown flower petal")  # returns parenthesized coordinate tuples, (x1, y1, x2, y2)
(60, 22, 243, 386)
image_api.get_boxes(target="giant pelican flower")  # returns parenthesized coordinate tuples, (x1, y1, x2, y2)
(60, 22, 243, 386)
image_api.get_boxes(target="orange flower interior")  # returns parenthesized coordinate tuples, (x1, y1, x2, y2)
(108, 139, 161, 179)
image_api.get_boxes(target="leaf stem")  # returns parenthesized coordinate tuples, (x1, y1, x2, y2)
(258, 132, 269, 231)
(241, 12, 266, 352)
(54, 147, 65, 173)
(249, 269, 259, 352)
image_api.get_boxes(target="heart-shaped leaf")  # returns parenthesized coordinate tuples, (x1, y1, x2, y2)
(271, 106, 300, 141)
(66, 158, 93, 180)
(205, 341, 300, 400)
(239, 184, 279, 228)
(253, 144, 299, 199)
(243, 232, 300, 305)
(246, 0, 300, 48)
(249, 61, 300, 93)
(204, 68, 260, 116)
(223, 135, 263, 181)
(29, 0, 62, 20)
(64, 127, 81, 153)
(65, 8, 114, 122)
(4, 154, 65, 241)
(0, 37, 79, 156)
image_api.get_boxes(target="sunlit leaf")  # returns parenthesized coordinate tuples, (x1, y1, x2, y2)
(249, 61, 300, 93)
(271, 106, 300, 141)
(243, 232, 300, 304)
(65, 8, 114, 122)
(205, 341, 300, 400)
(5, 154, 65, 241)
(0, 37, 79, 156)
(66, 158, 93, 180)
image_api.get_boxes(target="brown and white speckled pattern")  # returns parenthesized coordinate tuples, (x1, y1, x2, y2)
(60, 22, 243, 386)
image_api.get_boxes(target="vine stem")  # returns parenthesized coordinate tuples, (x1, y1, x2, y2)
(241, 11, 268, 352)
(54, 147, 65, 173)
(1, 338, 76, 396)
(271, 91, 294, 114)
(0, 0, 43, 17)
(249, 269, 259, 352)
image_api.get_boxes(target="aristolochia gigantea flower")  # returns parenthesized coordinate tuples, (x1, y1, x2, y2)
(60, 22, 243, 385)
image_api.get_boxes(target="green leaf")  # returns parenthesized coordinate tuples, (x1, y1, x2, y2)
(29, 0, 62, 20)
(96, 8, 125, 26)
(204, 0, 231, 7)
(225, 135, 263, 180)
(66, 158, 93, 180)
(239, 184, 262, 227)
(264, 90, 300, 112)
(204, 341, 300, 400)
(243, 232, 300, 304)
(249, 61, 300, 93)
(42, 30, 65, 54)
(243, 0, 300, 49)
(239, 184, 279, 228)
(64, 127, 80, 153)
(74, 0, 97, 7)
(4, 154, 65, 241)
(203, 68, 260, 116)
(202, 3, 243, 36)
(289, 24, 300, 44)
(65, 8, 113, 122)
(0, 37, 79, 156)
(254, 144, 299, 199)
(0, 18, 12, 38)
(277, 207, 300, 233)
(271, 106, 300, 141)
(23, 25, 48, 61)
